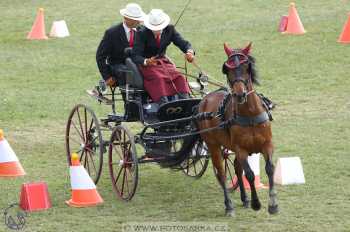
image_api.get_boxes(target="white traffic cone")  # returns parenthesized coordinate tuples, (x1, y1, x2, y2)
(0, 129, 26, 177)
(49, 20, 70, 38)
(274, 157, 305, 185)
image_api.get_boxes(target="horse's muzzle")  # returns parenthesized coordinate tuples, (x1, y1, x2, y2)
(233, 92, 247, 104)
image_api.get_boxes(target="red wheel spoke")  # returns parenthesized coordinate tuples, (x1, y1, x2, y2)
(88, 118, 94, 134)
(76, 108, 86, 142)
(225, 159, 234, 185)
(84, 153, 90, 174)
(80, 150, 85, 162)
(85, 151, 91, 175)
(121, 168, 127, 197)
(112, 142, 123, 160)
(84, 108, 88, 141)
(114, 166, 123, 186)
(71, 121, 85, 142)
(124, 169, 131, 197)
(86, 150, 97, 176)
(68, 136, 83, 147)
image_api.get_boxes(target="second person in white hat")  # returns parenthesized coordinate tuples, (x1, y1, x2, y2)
(132, 9, 195, 105)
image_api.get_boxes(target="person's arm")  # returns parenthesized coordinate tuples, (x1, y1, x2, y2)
(171, 25, 194, 54)
(96, 29, 113, 80)
(131, 30, 147, 65)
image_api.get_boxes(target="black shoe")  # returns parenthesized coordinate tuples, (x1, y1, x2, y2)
(177, 93, 189, 99)
(158, 96, 169, 106)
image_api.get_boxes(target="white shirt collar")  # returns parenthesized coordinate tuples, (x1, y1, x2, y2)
(153, 30, 163, 38)
(123, 22, 135, 40)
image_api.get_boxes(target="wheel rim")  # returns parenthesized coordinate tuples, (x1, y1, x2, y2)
(109, 125, 138, 201)
(65, 104, 104, 184)
(181, 140, 209, 178)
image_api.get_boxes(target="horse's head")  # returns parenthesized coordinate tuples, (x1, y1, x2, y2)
(222, 42, 258, 104)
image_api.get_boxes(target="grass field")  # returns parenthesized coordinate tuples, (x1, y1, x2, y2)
(1, 0, 350, 231)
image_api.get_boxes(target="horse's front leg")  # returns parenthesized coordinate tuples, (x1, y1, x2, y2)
(262, 142, 279, 214)
(237, 151, 261, 211)
(209, 144, 234, 216)
(233, 157, 249, 208)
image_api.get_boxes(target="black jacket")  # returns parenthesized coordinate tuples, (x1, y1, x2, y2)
(132, 25, 193, 65)
(96, 23, 129, 80)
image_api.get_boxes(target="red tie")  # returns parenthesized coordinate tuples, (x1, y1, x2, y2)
(129, 29, 134, 47)
(155, 34, 161, 48)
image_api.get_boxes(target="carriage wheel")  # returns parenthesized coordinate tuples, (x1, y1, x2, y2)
(213, 149, 238, 192)
(181, 140, 209, 178)
(108, 125, 138, 201)
(222, 149, 239, 192)
(65, 104, 104, 184)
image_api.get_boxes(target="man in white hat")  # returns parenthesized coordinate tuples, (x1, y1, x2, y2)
(96, 3, 145, 87)
(132, 9, 195, 104)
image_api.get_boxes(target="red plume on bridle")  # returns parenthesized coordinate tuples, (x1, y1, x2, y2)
(242, 42, 252, 55)
(223, 42, 252, 56)
(224, 42, 234, 57)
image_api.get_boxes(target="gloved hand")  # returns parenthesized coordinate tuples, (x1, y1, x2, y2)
(145, 57, 158, 66)
(105, 76, 117, 86)
(185, 50, 195, 63)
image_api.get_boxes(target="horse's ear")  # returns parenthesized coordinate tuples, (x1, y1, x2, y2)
(224, 42, 233, 57)
(242, 42, 252, 55)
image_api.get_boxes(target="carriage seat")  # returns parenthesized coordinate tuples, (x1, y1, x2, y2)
(125, 58, 144, 89)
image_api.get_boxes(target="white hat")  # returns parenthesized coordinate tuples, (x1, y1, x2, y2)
(120, 3, 145, 21)
(144, 9, 170, 31)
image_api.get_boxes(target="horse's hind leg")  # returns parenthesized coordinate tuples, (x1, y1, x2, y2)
(209, 144, 234, 216)
(238, 154, 261, 211)
(262, 143, 279, 214)
(233, 158, 249, 208)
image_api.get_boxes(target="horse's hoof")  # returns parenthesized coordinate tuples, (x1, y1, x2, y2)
(251, 200, 261, 211)
(268, 204, 279, 214)
(225, 209, 235, 217)
(243, 200, 250, 208)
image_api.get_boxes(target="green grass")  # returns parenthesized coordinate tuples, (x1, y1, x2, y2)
(1, 0, 350, 231)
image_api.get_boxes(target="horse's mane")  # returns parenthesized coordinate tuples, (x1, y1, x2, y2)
(247, 55, 260, 85)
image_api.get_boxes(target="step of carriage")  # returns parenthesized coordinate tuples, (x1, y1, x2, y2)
(86, 89, 113, 105)
(100, 114, 125, 125)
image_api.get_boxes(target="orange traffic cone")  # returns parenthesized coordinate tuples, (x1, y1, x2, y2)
(27, 8, 48, 40)
(229, 154, 267, 191)
(338, 14, 350, 43)
(230, 175, 267, 191)
(66, 153, 103, 207)
(283, 2, 306, 35)
(0, 129, 26, 177)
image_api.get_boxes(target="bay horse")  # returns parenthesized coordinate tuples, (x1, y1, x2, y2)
(196, 42, 278, 216)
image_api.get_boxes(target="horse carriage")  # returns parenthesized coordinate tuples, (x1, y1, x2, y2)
(65, 43, 279, 216)
(64, 56, 239, 201)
